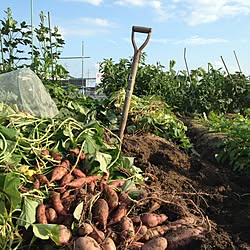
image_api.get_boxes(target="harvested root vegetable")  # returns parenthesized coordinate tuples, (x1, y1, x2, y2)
(50, 151, 63, 161)
(59, 187, 73, 200)
(70, 148, 86, 160)
(78, 223, 93, 236)
(66, 176, 100, 188)
(109, 180, 126, 188)
(140, 213, 168, 228)
(41, 149, 50, 156)
(72, 168, 86, 178)
(93, 198, 109, 230)
(99, 172, 110, 190)
(34, 174, 49, 185)
(36, 204, 47, 224)
(88, 228, 105, 244)
(142, 237, 168, 250)
(108, 203, 128, 225)
(102, 237, 116, 250)
(141, 217, 197, 241)
(59, 225, 72, 245)
(164, 226, 205, 250)
(50, 166, 69, 183)
(61, 173, 74, 187)
(33, 178, 40, 190)
(75, 236, 101, 250)
(45, 207, 58, 223)
(103, 184, 119, 212)
(120, 216, 135, 242)
(134, 225, 148, 242)
(50, 192, 67, 215)
(129, 242, 144, 250)
(65, 177, 86, 188)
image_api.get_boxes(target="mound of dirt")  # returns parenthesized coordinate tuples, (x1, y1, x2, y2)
(122, 133, 250, 250)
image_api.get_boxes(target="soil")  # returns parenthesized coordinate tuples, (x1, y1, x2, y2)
(122, 120, 250, 250)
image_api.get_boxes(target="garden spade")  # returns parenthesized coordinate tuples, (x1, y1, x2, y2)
(119, 26, 152, 140)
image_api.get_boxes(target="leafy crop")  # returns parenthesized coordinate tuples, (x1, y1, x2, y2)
(98, 56, 249, 114)
(202, 112, 250, 171)
(0, 8, 68, 80)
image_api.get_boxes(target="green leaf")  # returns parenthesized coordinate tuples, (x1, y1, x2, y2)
(17, 197, 39, 229)
(0, 125, 17, 140)
(32, 224, 60, 245)
(122, 157, 134, 169)
(73, 201, 83, 221)
(84, 135, 97, 155)
(0, 172, 21, 210)
(95, 151, 112, 173)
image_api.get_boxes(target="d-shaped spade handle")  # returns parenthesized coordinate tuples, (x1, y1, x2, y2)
(132, 26, 152, 52)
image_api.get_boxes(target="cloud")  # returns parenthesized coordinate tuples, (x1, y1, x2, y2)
(174, 35, 228, 45)
(117, 0, 250, 25)
(171, 0, 250, 25)
(115, 0, 172, 21)
(58, 17, 115, 37)
(150, 35, 228, 45)
(63, 0, 103, 5)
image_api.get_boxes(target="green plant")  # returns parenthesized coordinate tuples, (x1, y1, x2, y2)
(97, 56, 250, 115)
(0, 8, 32, 72)
(203, 112, 250, 171)
(0, 8, 68, 80)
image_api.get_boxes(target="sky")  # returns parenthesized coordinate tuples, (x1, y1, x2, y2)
(1, 0, 250, 78)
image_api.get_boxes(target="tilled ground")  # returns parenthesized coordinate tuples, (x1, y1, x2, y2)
(122, 130, 250, 250)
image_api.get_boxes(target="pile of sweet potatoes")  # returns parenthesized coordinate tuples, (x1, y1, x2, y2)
(20, 148, 206, 250)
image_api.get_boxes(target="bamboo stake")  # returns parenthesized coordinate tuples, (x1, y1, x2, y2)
(233, 50, 242, 73)
(184, 48, 192, 84)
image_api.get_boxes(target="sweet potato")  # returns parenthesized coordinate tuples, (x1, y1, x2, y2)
(141, 237, 168, 250)
(93, 198, 109, 230)
(36, 204, 47, 224)
(103, 184, 119, 212)
(78, 223, 93, 236)
(45, 207, 58, 223)
(134, 225, 148, 242)
(75, 236, 101, 250)
(70, 148, 86, 160)
(50, 191, 67, 215)
(33, 178, 40, 190)
(60, 173, 74, 187)
(99, 172, 110, 190)
(72, 168, 86, 178)
(108, 203, 128, 225)
(62, 194, 75, 212)
(66, 176, 100, 188)
(88, 227, 105, 244)
(142, 217, 197, 241)
(61, 189, 73, 199)
(50, 166, 69, 183)
(109, 179, 126, 188)
(41, 149, 50, 156)
(129, 242, 144, 250)
(120, 216, 135, 242)
(59, 225, 72, 245)
(164, 226, 205, 250)
(50, 151, 63, 161)
(102, 237, 116, 250)
(34, 174, 49, 185)
(140, 213, 168, 228)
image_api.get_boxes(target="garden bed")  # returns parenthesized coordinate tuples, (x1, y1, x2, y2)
(122, 132, 250, 249)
